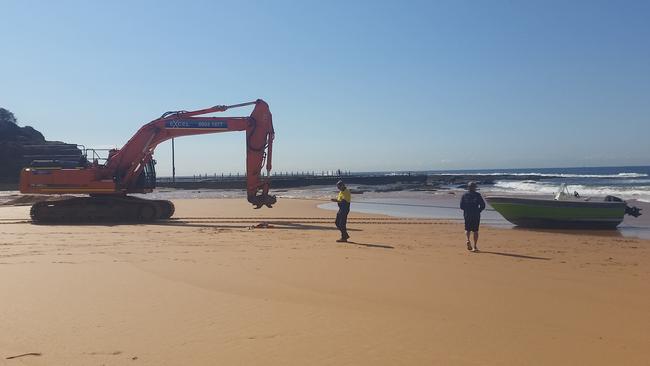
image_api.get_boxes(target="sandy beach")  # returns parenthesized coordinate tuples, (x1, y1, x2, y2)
(1, 198, 649, 365)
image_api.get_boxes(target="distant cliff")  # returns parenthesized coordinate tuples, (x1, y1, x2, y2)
(0, 108, 81, 185)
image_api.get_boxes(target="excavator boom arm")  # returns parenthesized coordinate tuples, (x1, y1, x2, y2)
(106, 99, 275, 207)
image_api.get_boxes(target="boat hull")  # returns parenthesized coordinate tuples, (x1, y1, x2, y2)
(486, 196, 626, 229)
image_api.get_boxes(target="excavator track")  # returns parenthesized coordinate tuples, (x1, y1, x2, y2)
(30, 196, 175, 224)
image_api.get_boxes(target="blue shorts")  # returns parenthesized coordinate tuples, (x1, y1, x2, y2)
(464, 214, 480, 232)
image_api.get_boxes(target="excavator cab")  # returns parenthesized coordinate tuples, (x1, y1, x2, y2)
(134, 160, 157, 191)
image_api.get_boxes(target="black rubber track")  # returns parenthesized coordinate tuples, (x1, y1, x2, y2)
(30, 196, 176, 224)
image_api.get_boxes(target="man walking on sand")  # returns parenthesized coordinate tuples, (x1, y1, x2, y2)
(332, 180, 351, 242)
(460, 181, 485, 252)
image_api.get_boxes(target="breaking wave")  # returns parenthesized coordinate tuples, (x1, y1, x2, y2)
(490, 181, 650, 200)
(433, 172, 648, 179)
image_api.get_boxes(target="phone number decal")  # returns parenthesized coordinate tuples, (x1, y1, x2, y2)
(165, 120, 228, 129)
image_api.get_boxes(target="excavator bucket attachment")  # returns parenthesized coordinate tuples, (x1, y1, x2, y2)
(248, 192, 277, 209)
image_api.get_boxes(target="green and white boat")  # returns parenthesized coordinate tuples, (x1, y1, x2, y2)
(486, 185, 642, 229)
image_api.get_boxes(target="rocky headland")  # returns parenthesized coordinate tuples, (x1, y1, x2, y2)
(0, 108, 81, 188)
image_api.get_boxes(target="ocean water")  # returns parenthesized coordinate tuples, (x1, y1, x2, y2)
(317, 165, 650, 239)
(315, 189, 650, 240)
(429, 165, 650, 202)
(317, 192, 512, 227)
(2, 165, 649, 238)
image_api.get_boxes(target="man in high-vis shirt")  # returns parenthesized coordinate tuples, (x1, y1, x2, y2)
(331, 180, 351, 242)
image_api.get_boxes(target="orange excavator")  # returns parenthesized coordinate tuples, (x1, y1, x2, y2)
(19, 99, 276, 223)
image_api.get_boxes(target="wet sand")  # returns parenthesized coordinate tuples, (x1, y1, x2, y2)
(1, 198, 649, 365)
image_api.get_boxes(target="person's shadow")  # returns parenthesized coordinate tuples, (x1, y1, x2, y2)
(343, 241, 394, 249)
(475, 250, 550, 260)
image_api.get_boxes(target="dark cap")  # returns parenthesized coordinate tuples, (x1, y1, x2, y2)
(336, 180, 345, 186)
(468, 181, 478, 189)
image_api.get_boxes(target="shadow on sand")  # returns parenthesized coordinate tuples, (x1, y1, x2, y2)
(149, 220, 364, 232)
(344, 241, 394, 249)
(476, 250, 550, 261)
(273, 222, 362, 232)
(512, 226, 624, 238)
(148, 221, 250, 229)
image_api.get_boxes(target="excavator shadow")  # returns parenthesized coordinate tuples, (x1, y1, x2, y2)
(30, 220, 247, 228)
(30, 221, 160, 227)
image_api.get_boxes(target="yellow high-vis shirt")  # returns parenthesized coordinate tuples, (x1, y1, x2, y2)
(337, 188, 351, 203)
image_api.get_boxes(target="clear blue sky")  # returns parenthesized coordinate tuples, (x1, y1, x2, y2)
(1, 0, 649, 175)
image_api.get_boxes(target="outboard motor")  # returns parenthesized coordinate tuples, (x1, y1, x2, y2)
(625, 205, 642, 218)
(606, 195, 642, 218)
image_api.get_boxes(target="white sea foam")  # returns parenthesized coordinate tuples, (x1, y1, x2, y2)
(490, 181, 650, 200)
(432, 172, 648, 178)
